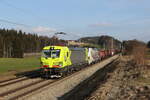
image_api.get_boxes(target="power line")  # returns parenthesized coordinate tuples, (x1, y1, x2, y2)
(0, 18, 31, 27)
(0, 0, 45, 21)
(0, 0, 27, 13)
(0, 0, 33, 27)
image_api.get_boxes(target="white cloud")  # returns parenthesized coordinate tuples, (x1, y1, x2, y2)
(32, 26, 57, 33)
(16, 26, 57, 36)
(89, 22, 112, 27)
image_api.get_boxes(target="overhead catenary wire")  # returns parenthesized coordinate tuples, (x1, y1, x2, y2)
(0, 0, 81, 39)
(0, 0, 46, 21)
(0, 0, 27, 13)
(0, 0, 35, 28)
(0, 18, 31, 27)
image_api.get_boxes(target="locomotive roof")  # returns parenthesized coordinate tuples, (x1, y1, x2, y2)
(43, 46, 67, 50)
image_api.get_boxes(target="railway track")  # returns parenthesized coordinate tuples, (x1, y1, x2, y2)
(0, 74, 39, 88)
(0, 70, 39, 86)
(0, 77, 21, 84)
(0, 55, 119, 100)
(0, 65, 91, 100)
(0, 69, 60, 100)
(0, 78, 57, 100)
(21, 55, 119, 100)
(0, 77, 30, 87)
(0, 79, 45, 97)
(10, 80, 57, 100)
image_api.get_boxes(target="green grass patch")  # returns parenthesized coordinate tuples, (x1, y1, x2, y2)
(0, 57, 40, 74)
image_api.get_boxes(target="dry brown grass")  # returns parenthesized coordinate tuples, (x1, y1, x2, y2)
(124, 40, 147, 66)
(132, 45, 147, 66)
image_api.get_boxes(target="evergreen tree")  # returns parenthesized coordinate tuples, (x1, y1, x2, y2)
(147, 41, 150, 48)
(0, 28, 66, 58)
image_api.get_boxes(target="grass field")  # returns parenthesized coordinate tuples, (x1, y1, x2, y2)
(0, 57, 40, 74)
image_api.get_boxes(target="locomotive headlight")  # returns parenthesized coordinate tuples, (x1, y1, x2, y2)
(58, 62, 63, 66)
(53, 62, 63, 66)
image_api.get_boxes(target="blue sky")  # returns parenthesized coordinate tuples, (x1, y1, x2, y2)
(0, 0, 150, 42)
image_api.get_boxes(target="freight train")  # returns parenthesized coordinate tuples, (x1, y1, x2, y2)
(40, 45, 119, 78)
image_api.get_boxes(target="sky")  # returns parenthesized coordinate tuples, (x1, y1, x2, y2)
(0, 0, 150, 42)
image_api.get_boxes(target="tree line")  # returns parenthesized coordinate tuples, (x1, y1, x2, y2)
(78, 35, 122, 50)
(0, 29, 66, 58)
(123, 40, 147, 65)
(147, 41, 150, 48)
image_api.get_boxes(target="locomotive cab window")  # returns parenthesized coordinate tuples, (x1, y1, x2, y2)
(51, 50, 60, 58)
(42, 49, 60, 58)
(42, 50, 51, 57)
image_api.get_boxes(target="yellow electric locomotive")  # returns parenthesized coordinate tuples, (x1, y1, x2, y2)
(40, 46, 88, 78)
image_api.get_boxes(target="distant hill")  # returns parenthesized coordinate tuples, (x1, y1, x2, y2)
(78, 36, 100, 44)
(78, 35, 121, 49)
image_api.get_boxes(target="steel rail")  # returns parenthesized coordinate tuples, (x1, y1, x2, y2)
(9, 80, 58, 100)
(0, 79, 46, 97)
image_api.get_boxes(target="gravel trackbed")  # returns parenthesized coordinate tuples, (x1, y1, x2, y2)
(23, 55, 119, 100)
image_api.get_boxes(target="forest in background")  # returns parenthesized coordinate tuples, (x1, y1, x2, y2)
(78, 35, 122, 49)
(0, 29, 66, 58)
(0, 28, 149, 58)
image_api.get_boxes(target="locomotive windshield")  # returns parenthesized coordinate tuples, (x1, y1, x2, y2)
(42, 49, 60, 58)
